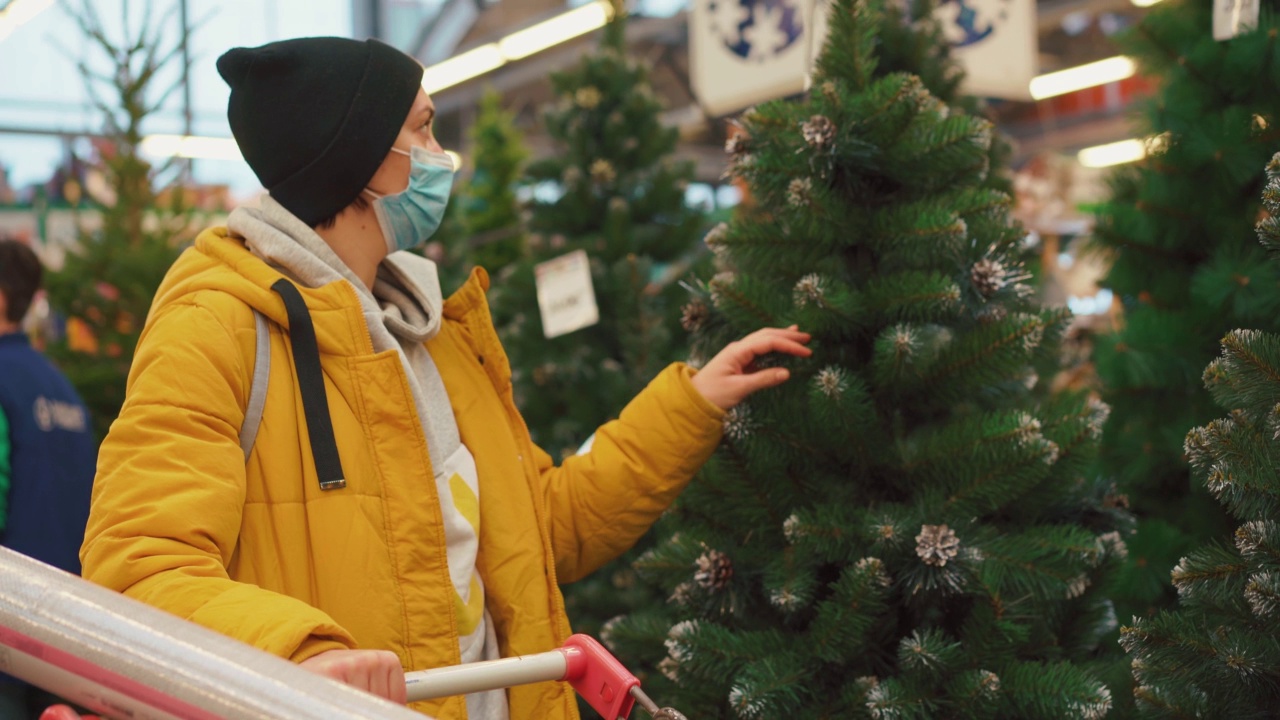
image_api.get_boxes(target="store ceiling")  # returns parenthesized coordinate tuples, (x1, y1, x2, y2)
(429, 0, 1152, 180)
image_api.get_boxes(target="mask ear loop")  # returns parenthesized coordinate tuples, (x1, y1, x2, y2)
(363, 146, 415, 199)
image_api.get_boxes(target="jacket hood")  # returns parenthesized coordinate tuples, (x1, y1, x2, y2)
(151, 199, 447, 356)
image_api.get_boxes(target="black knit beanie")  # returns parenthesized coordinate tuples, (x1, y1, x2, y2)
(216, 37, 423, 226)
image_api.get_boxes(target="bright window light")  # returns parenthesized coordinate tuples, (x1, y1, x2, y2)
(498, 0, 612, 61)
(1068, 288, 1114, 315)
(1030, 56, 1137, 100)
(140, 135, 243, 161)
(422, 43, 504, 94)
(0, 0, 55, 43)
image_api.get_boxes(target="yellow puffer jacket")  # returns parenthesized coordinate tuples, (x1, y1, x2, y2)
(80, 228, 725, 719)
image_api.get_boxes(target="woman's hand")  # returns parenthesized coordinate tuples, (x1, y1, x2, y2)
(300, 648, 407, 705)
(691, 326, 812, 411)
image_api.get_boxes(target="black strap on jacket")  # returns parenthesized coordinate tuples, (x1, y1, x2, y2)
(270, 279, 346, 491)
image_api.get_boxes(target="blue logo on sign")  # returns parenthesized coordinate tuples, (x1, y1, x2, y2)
(938, 0, 1012, 48)
(708, 0, 805, 62)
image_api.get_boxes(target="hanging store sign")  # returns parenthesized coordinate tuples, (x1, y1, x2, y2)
(690, 0, 1036, 117)
(1213, 0, 1259, 40)
(934, 0, 1037, 100)
(535, 249, 600, 339)
(690, 0, 827, 117)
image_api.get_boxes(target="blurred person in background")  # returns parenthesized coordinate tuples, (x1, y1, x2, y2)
(0, 237, 97, 718)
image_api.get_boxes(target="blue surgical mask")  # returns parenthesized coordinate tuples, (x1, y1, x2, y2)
(365, 145, 455, 254)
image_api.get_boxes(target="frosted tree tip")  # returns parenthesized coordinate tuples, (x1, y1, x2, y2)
(793, 273, 826, 308)
(723, 404, 754, 441)
(813, 365, 848, 398)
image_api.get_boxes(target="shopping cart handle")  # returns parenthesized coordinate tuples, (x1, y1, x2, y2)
(403, 634, 639, 719)
(561, 634, 639, 720)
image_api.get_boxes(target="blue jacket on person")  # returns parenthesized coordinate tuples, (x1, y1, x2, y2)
(0, 331, 96, 576)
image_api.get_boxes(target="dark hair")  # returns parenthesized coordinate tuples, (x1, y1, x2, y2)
(0, 238, 42, 324)
(313, 193, 371, 231)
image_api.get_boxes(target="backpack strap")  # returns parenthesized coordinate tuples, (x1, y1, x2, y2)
(238, 309, 271, 462)
(270, 279, 347, 491)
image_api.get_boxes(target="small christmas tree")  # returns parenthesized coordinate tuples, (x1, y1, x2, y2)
(43, 1, 192, 440)
(605, 0, 1127, 716)
(1119, 151, 1280, 718)
(1089, 0, 1280, 617)
(429, 88, 529, 297)
(499, 3, 706, 457)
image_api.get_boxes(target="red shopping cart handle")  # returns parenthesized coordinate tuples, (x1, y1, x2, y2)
(39, 706, 102, 720)
(561, 634, 638, 720)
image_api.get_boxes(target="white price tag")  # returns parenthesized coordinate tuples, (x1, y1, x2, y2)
(534, 249, 599, 339)
(1214, 0, 1259, 40)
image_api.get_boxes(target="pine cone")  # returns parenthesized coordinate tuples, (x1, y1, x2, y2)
(801, 114, 837, 150)
(725, 132, 750, 157)
(575, 86, 601, 110)
(694, 549, 733, 590)
(680, 300, 709, 333)
(915, 524, 961, 567)
(970, 258, 1007, 298)
(590, 158, 616, 184)
(787, 177, 813, 207)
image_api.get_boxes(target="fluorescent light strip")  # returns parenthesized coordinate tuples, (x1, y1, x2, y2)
(423, 0, 613, 94)
(0, 0, 56, 43)
(140, 134, 243, 161)
(422, 43, 504, 94)
(1030, 56, 1137, 100)
(1078, 139, 1145, 168)
(498, 1, 612, 60)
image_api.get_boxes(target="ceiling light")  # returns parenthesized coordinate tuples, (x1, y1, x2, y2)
(444, 150, 462, 170)
(422, 0, 614, 95)
(0, 0, 55, 44)
(422, 43, 503, 94)
(1078, 138, 1146, 168)
(140, 135, 243, 161)
(497, 0, 612, 61)
(1131, 0, 1163, 7)
(1030, 56, 1137, 100)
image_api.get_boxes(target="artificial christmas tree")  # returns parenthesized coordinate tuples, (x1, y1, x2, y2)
(1119, 152, 1280, 718)
(499, 4, 706, 457)
(43, 1, 192, 439)
(604, 0, 1128, 717)
(489, 3, 709, 692)
(1089, 0, 1280, 616)
(428, 88, 530, 297)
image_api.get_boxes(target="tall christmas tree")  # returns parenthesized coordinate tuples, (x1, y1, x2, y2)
(490, 3, 709, 692)
(43, 1, 192, 440)
(604, 0, 1128, 717)
(1089, 0, 1280, 616)
(1118, 152, 1280, 718)
(428, 88, 529, 297)
(499, 4, 706, 458)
